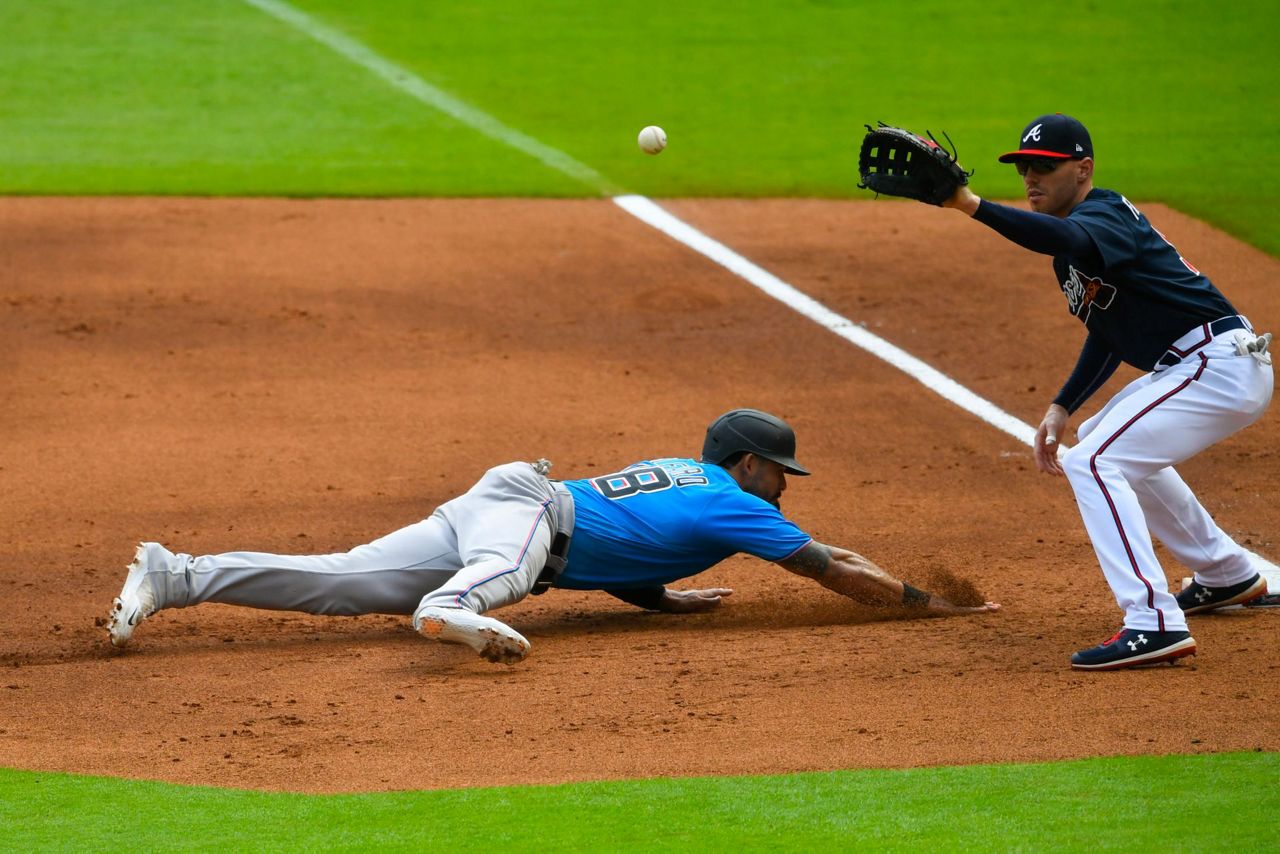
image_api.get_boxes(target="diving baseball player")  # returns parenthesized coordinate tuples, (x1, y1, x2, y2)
(107, 409, 999, 663)
(942, 113, 1273, 670)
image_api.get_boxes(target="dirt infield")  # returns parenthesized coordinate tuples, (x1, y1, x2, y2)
(1, 197, 1277, 793)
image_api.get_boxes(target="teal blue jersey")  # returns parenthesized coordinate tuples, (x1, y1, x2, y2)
(556, 458, 812, 590)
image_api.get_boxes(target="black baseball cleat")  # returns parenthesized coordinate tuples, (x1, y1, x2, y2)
(1070, 628, 1196, 671)
(1176, 573, 1268, 615)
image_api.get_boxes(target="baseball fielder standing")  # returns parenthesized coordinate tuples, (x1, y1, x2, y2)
(108, 409, 998, 663)
(940, 114, 1273, 669)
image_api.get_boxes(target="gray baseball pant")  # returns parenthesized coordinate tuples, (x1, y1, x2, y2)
(145, 462, 566, 619)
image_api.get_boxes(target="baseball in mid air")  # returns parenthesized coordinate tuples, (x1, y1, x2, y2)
(638, 125, 667, 155)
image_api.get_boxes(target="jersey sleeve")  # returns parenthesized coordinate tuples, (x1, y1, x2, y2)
(1052, 332, 1122, 414)
(1068, 198, 1139, 269)
(973, 199, 1098, 261)
(693, 491, 813, 562)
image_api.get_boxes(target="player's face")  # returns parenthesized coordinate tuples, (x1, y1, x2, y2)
(740, 455, 788, 508)
(1018, 156, 1092, 217)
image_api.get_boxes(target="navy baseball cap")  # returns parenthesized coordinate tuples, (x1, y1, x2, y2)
(998, 113, 1093, 162)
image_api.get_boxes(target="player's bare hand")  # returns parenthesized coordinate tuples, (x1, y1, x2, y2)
(1034, 405, 1068, 476)
(660, 587, 733, 614)
(925, 597, 1001, 617)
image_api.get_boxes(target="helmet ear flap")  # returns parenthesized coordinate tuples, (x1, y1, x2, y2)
(701, 419, 729, 465)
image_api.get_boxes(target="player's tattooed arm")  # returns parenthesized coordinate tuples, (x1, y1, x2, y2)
(778, 541, 1000, 616)
(777, 541, 833, 578)
(780, 541, 897, 604)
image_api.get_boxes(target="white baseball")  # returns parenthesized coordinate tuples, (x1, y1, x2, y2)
(638, 125, 667, 155)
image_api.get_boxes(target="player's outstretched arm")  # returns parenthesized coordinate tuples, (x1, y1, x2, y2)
(777, 542, 999, 616)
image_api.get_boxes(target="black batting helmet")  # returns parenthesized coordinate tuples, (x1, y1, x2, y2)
(701, 409, 810, 476)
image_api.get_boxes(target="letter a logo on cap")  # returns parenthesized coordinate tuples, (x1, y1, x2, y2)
(1023, 123, 1043, 143)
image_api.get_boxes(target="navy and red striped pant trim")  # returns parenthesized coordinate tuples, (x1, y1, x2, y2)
(1087, 354, 1208, 631)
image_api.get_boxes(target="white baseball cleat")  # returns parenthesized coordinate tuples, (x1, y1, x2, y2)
(414, 605, 530, 664)
(107, 542, 170, 648)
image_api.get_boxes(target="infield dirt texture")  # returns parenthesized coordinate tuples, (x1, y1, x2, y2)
(2, 196, 1277, 791)
(1, 2, 1279, 845)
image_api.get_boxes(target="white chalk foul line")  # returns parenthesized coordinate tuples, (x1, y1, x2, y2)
(241, 0, 621, 196)
(614, 195, 1038, 446)
(243, 0, 1278, 578)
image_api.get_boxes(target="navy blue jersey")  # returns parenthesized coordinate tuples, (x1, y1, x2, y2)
(1054, 188, 1236, 371)
(555, 458, 812, 590)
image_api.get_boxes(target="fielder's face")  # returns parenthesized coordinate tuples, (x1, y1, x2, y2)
(1019, 156, 1093, 218)
(738, 455, 788, 508)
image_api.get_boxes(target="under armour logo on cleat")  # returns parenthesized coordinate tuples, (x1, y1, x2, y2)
(1126, 634, 1149, 651)
(1195, 589, 1212, 602)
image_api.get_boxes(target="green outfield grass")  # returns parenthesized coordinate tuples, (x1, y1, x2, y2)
(4, 2, 1278, 848)
(4, 752, 1277, 851)
(1, 0, 1277, 252)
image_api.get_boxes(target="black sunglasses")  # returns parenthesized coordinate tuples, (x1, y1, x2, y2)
(1015, 157, 1067, 176)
